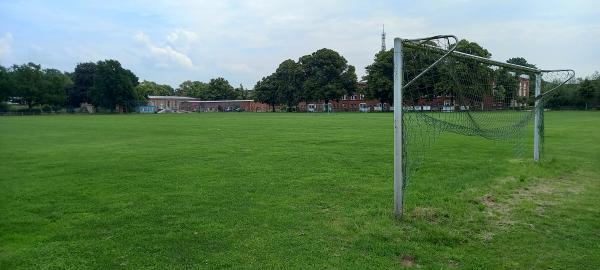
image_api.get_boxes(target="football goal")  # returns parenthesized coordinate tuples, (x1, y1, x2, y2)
(392, 35, 574, 218)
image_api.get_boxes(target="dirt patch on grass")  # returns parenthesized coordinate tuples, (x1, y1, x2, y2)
(476, 174, 586, 230)
(400, 255, 416, 267)
(410, 207, 440, 223)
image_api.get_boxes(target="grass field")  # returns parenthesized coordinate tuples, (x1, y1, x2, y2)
(1, 112, 599, 269)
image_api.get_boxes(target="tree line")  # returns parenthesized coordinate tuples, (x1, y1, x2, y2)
(0, 60, 248, 113)
(1, 42, 598, 113)
(360, 40, 598, 110)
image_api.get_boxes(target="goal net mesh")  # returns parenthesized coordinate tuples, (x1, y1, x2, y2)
(400, 36, 574, 188)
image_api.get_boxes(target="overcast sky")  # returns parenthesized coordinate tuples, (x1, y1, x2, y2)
(0, 0, 598, 88)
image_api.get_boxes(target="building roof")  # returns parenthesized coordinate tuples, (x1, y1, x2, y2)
(148, 95, 197, 100)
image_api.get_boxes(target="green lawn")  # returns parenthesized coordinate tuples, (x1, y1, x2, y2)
(1, 112, 598, 269)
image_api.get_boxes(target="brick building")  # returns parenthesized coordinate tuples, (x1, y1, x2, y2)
(147, 96, 198, 111)
(188, 100, 270, 112)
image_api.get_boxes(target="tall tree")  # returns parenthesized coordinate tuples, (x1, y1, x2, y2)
(89, 60, 139, 112)
(11, 63, 44, 109)
(363, 49, 393, 107)
(254, 75, 280, 112)
(274, 59, 304, 111)
(68, 62, 96, 107)
(299, 48, 357, 107)
(207, 77, 236, 100)
(41, 68, 70, 109)
(176, 80, 209, 98)
(578, 79, 595, 110)
(0, 65, 13, 102)
(454, 39, 491, 58)
(235, 84, 248, 99)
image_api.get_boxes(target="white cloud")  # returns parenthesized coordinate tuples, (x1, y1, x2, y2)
(166, 29, 199, 48)
(217, 62, 253, 74)
(0, 32, 13, 58)
(134, 31, 195, 69)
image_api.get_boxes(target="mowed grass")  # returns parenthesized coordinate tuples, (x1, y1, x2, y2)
(0, 112, 598, 269)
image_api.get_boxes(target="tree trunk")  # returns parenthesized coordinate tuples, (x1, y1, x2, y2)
(271, 103, 275, 112)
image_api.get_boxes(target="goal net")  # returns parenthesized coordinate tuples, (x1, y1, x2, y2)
(393, 35, 574, 217)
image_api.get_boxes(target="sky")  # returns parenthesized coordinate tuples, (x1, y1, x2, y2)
(0, 0, 598, 89)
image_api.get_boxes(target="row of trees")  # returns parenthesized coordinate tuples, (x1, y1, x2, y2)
(1, 42, 597, 113)
(361, 39, 598, 109)
(173, 79, 249, 100)
(0, 60, 250, 112)
(0, 63, 72, 111)
(546, 75, 600, 109)
(254, 48, 357, 112)
(0, 60, 140, 112)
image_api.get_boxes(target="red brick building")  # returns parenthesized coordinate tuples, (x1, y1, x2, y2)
(181, 100, 270, 112)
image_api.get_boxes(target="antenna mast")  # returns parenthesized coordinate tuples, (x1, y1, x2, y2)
(381, 24, 386, 52)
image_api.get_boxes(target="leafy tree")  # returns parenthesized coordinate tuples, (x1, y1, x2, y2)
(41, 68, 70, 109)
(363, 49, 393, 107)
(207, 77, 236, 100)
(89, 60, 139, 112)
(274, 59, 304, 111)
(235, 84, 248, 99)
(454, 39, 491, 58)
(299, 48, 357, 107)
(68, 62, 96, 107)
(507, 57, 537, 69)
(578, 79, 595, 110)
(135, 80, 175, 100)
(11, 63, 44, 109)
(0, 65, 13, 102)
(254, 75, 280, 112)
(176, 80, 209, 98)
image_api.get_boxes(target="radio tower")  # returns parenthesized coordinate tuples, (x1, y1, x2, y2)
(381, 24, 386, 52)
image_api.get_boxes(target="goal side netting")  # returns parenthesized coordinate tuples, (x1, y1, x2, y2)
(393, 35, 574, 217)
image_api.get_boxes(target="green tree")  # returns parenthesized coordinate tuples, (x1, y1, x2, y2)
(507, 57, 537, 69)
(0, 65, 13, 102)
(176, 80, 209, 98)
(274, 59, 304, 111)
(207, 77, 236, 100)
(68, 62, 96, 107)
(578, 79, 595, 110)
(135, 80, 175, 100)
(41, 68, 70, 109)
(454, 39, 491, 58)
(254, 75, 280, 112)
(235, 84, 248, 99)
(363, 49, 393, 107)
(299, 48, 357, 107)
(11, 63, 44, 109)
(89, 60, 139, 112)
